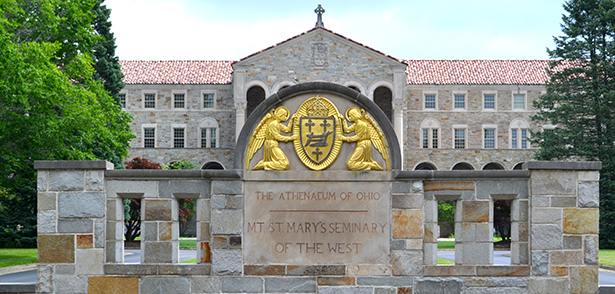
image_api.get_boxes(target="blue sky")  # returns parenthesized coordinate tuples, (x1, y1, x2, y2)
(104, 0, 567, 61)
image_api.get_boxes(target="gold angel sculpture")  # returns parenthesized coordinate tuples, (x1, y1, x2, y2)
(245, 106, 298, 170)
(339, 107, 390, 171)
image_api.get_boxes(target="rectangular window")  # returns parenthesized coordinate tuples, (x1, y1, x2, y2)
(484, 129, 495, 149)
(422, 129, 429, 148)
(119, 93, 126, 108)
(432, 129, 438, 148)
(174, 94, 185, 108)
(521, 129, 528, 149)
(513, 94, 525, 110)
(203, 93, 214, 109)
(484, 94, 495, 110)
(201, 128, 217, 148)
(454, 128, 466, 149)
(174, 128, 185, 148)
(421, 128, 439, 149)
(209, 128, 217, 148)
(144, 94, 155, 108)
(424, 94, 436, 109)
(454, 94, 466, 109)
(144, 128, 155, 148)
(511, 129, 518, 149)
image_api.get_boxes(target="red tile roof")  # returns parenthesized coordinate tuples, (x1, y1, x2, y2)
(119, 59, 556, 86)
(405, 60, 551, 85)
(119, 60, 233, 84)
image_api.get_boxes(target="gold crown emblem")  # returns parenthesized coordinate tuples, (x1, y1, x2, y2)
(305, 97, 328, 117)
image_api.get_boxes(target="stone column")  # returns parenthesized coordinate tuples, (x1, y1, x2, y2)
(141, 198, 179, 263)
(210, 179, 244, 275)
(527, 161, 601, 294)
(391, 181, 424, 275)
(234, 101, 246, 142)
(392, 100, 405, 165)
(35, 160, 112, 293)
(233, 65, 247, 142)
(455, 200, 493, 265)
(196, 198, 211, 264)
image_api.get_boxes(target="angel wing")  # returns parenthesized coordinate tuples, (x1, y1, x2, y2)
(245, 112, 274, 170)
(363, 111, 391, 171)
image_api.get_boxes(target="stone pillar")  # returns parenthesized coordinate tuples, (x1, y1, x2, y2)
(35, 160, 112, 293)
(527, 161, 601, 294)
(455, 200, 493, 265)
(141, 198, 179, 263)
(392, 100, 404, 165)
(511, 198, 529, 264)
(391, 181, 424, 275)
(106, 197, 124, 263)
(233, 65, 247, 142)
(210, 179, 244, 275)
(196, 198, 211, 264)
(234, 101, 246, 142)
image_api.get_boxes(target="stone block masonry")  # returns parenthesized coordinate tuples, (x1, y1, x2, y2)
(35, 160, 600, 293)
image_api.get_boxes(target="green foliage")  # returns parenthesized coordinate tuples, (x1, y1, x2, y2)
(437, 200, 455, 225)
(91, 0, 125, 103)
(163, 160, 198, 170)
(532, 0, 615, 248)
(0, 0, 134, 247)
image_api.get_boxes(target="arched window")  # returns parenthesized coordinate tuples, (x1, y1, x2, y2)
(348, 85, 360, 92)
(452, 162, 474, 170)
(373, 86, 392, 122)
(420, 118, 440, 149)
(513, 163, 525, 170)
(509, 118, 530, 149)
(415, 162, 437, 170)
(247, 86, 265, 119)
(202, 162, 224, 170)
(200, 118, 219, 148)
(483, 162, 505, 170)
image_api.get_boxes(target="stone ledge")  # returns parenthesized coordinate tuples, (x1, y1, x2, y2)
(104, 264, 210, 275)
(423, 265, 476, 276)
(105, 169, 242, 180)
(476, 266, 530, 276)
(34, 160, 113, 170)
(524, 161, 601, 171)
(0, 283, 36, 293)
(395, 170, 530, 180)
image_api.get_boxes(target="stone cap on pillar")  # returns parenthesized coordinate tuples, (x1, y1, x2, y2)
(523, 161, 601, 171)
(34, 160, 114, 170)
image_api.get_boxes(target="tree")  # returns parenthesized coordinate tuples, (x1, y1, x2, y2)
(91, 0, 125, 103)
(0, 0, 134, 247)
(123, 158, 161, 241)
(531, 0, 615, 248)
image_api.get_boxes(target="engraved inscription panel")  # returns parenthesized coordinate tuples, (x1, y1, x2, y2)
(245, 180, 390, 265)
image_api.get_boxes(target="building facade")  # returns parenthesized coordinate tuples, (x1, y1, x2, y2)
(119, 26, 549, 171)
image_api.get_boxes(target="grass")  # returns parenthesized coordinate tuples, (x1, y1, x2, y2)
(437, 237, 505, 249)
(600, 249, 615, 267)
(180, 257, 197, 264)
(437, 258, 455, 265)
(0, 248, 37, 268)
(179, 239, 196, 249)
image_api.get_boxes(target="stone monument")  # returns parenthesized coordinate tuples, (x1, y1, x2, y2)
(34, 82, 601, 293)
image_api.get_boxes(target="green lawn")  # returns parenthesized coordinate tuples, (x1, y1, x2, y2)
(180, 257, 197, 264)
(179, 239, 196, 249)
(0, 249, 37, 268)
(600, 249, 615, 267)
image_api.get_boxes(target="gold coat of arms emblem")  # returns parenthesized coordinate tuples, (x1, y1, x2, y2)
(292, 96, 342, 170)
(245, 95, 390, 171)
